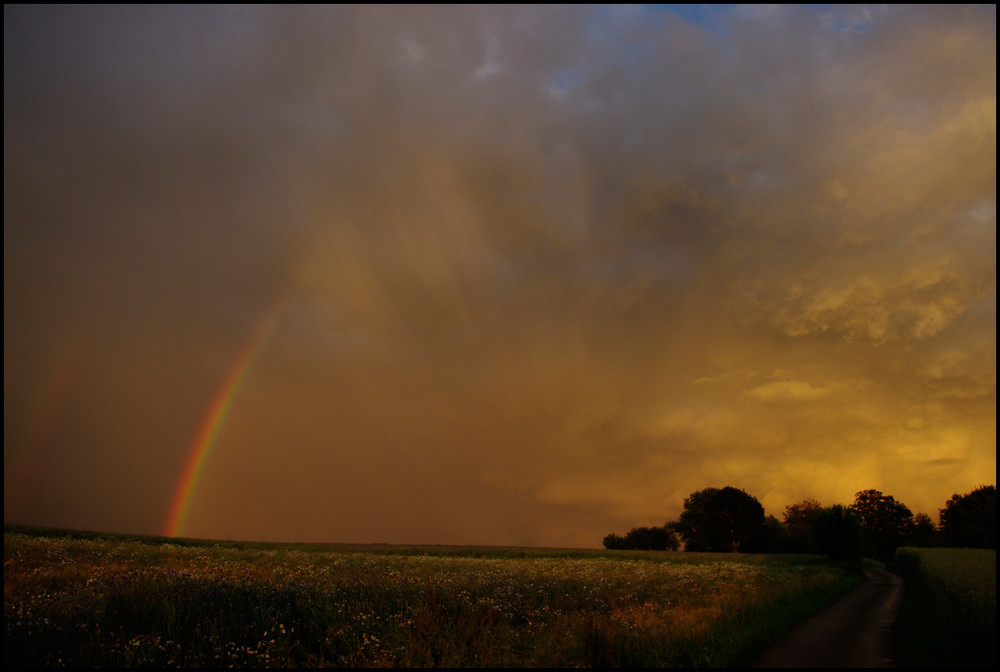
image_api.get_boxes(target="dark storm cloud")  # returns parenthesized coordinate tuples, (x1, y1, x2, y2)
(5, 5, 994, 546)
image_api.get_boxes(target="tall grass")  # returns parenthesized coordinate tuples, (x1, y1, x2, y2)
(892, 547, 996, 668)
(5, 528, 857, 667)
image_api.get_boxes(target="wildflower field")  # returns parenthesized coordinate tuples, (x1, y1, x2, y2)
(4, 527, 861, 668)
(892, 547, 996, 668)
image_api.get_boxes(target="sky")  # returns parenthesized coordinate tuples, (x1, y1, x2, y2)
(4, 4, 995, 548)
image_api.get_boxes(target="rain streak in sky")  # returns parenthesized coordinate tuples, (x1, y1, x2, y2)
(4, 4, 995, 547)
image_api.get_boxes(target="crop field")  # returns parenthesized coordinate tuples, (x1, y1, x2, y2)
(892, 547, 996, 668)
(4, 527, 860, 668)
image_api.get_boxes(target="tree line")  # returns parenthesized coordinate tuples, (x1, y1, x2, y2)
(603, 484, 996, 567)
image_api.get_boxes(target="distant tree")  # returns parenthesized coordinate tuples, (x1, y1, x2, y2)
(939, 485, 996, 549)
(849, 489, 915, 561)
(603, 533, 627, 549)
(782, 499, 824, 553)
(761, 514, 791, 553)
(603, 524, 679, 551)
(631, 525, 680, 551)
(908, 513, 939, 547)
(810, 504, 864, 572)
(676, 486, 767, 553)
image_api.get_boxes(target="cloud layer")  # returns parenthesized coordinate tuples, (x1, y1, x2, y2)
(5, 5, 995, 546)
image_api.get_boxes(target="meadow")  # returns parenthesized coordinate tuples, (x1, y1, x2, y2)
(892, 547, 996, 668)
(4, 526, 861, 668)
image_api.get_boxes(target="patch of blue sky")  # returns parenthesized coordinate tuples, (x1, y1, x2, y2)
(550, 70, 584, 96)
(649, 4, 882, 34)
(809, 4, 876, 34)
(548, 5, 881, 99)
(548, 4, 694, 98)
(646, 4, 735, 32)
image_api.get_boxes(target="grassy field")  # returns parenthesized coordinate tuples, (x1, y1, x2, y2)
(4, 525, 861, 668)
(892, 547, 996, 668)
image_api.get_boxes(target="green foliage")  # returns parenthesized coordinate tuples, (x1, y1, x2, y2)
(809, 505, 864, 572)
(939, 485, 997, 549)
(676, 486, 768, 553)
(892, 547, 996, 667)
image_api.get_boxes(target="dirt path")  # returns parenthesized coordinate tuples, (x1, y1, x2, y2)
(755, 568, 905, 668)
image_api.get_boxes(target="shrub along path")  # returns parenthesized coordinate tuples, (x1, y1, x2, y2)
(755, 568, 905, 668)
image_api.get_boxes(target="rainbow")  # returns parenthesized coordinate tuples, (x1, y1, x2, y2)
(163, 294, 290, 537)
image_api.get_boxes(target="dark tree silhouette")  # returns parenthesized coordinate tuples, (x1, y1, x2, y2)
(762, 514, 791, 553)
(849, 489, 914, 561)
(810, 504, 864, 572)
(782, 498, 824, 553)
(676, 486, 767, 553)
(603, 524, 680, 550)
(939, 485, 996, 549)
(908, 512, 939, 547)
